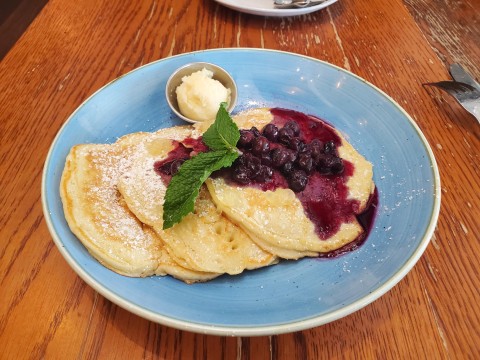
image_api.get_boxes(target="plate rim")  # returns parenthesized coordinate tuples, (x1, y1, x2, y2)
(213, 0, 339, 17)
(41, 48, 441, 336)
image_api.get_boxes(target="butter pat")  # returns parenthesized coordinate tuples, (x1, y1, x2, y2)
(176, 68, 231, 122)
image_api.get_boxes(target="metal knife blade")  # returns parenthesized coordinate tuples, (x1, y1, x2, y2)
(449, 63, 480, 91)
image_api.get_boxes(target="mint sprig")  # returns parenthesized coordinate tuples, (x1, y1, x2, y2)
(202, 102, 240, 152)
(162, 103, 240, 229)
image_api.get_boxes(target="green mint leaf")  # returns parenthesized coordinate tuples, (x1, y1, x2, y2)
(162, 150, 238, 229)
(202, 102, 240, 151)
(162, 103, 241, 229)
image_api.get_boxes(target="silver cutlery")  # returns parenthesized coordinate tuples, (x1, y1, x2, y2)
(424, 80, 480, 123)
(449, 63, 480, 91)
(424, 64, 480, 123)
(274, 0, 329, 9)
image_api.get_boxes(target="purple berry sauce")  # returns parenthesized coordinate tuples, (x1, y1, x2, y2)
(155, 109, 378, 257)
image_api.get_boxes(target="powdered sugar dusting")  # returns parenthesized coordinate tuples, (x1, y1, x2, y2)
(85, 139, 158, 252)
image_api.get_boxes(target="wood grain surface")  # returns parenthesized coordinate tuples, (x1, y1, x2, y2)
(0, 0, 49, 60)
(1, 0, 479, 358)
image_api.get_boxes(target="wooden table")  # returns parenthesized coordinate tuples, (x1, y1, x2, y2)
(1, 0, 479, 358)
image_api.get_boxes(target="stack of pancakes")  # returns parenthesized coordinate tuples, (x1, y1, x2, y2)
(60, 108, 374, 283)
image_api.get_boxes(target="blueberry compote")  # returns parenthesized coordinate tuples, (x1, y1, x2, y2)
(153, 137, 207, 183)
(155, 109, 377, 257)
(225, 108, 377, 256)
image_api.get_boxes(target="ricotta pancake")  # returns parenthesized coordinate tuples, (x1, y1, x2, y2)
(117, 136, 277, 275)
(60, 127, 220, 282)
(60, 106, 374, 282)
(205, 108, 374, 259)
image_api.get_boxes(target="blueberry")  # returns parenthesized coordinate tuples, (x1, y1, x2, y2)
(157, 159, 186, 175)
(286, 149, 298, 163)
(260, 153, 273, 166)
(330, 158, 344, 174)
(309, 139, 324, 158)
(235, 154, 261, 178)
(271, 148, 290, 168)
(284, 120, 301, 136)
(262, 124, 279, 141)
(238, 130, 255, 148)
(157, 162, 171, 175)
(254, 165, 273, 182)
(251, 136, 270, 155)
(288, 169, 308, 192)
(288, 137, 305, 152)
(316, 154, 336, 173)
(170, 159, 185, 175)
(232, 167, 250, 184)
(281, 161, 294, 175)
(296, 153, 313, 172)
(250, 126, 261, 137)
(317, 154, 344, 174)
(324, 140, 336, 155)
(277, 127, 294, 145)
(243, 154, 261, 178)
(234, 155, 246, 167)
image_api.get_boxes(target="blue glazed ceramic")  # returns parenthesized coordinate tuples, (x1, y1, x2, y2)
(42, 49, 440, 336)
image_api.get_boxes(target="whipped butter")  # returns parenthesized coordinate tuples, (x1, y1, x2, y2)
(175, 68, 231, 122)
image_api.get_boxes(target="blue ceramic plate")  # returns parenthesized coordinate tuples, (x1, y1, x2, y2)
(42, 49, 440, 336)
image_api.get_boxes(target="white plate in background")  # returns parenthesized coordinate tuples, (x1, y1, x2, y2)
(214, 0, 339, 17)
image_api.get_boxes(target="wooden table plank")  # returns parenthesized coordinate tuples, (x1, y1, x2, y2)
(404, 0, 480, 78)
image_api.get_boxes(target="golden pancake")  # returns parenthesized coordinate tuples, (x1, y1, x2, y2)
(61, 106, 374, 281)
(60, 128, 219, 282)
(205, 108, 374, 259)
(156, 248, 219, 284)
(117, 133, 277, 275)
(155, 186, 278, 274)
